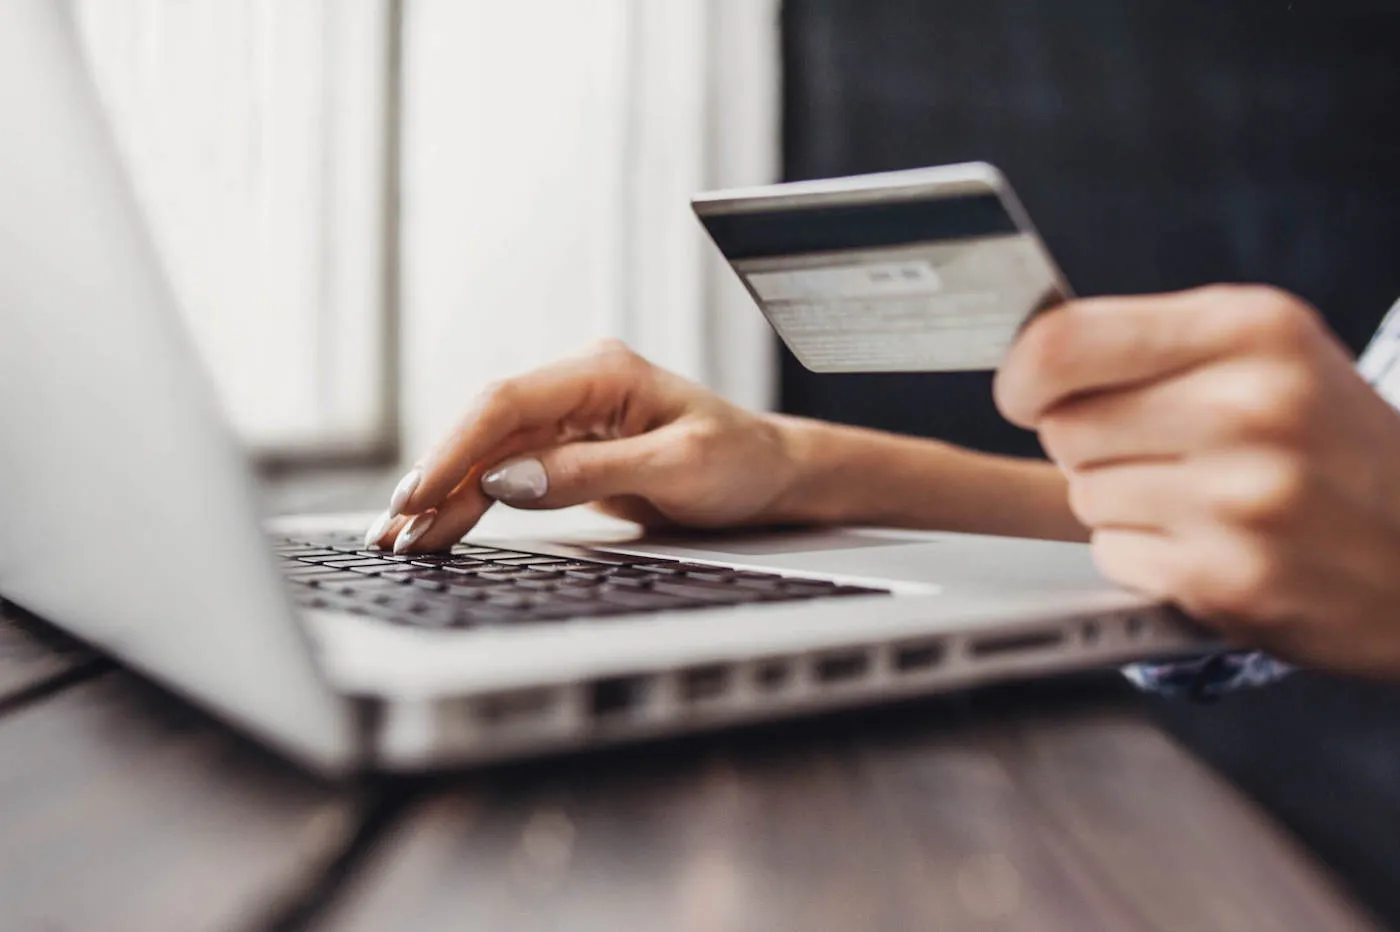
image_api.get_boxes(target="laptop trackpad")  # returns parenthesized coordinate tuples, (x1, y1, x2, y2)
(618, 527, 1110, 593)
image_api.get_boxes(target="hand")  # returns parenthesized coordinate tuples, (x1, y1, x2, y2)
(996, 285, 1400, 677)
(366, 340, 802, 553)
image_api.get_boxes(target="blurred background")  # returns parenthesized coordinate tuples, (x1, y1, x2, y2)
(74, 0, 1400, 924)
(75, 0, 779, 463)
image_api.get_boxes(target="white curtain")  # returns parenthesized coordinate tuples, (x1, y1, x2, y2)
(75, 0, 396, 456)
(73, 0, 780, 459)
(399, 0, 780, 456)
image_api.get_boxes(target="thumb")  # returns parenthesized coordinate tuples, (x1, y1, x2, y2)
(479, 434, 668, 509)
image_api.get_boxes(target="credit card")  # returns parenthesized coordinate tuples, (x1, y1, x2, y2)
(693, 163, 1071, 373)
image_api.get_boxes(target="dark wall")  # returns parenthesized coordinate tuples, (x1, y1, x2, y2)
(779, 3, 1400, 924)
(780, 0, 1400, 456)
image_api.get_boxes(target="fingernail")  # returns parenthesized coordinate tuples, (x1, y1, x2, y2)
(481, 458, 549, 504)
(363, 510, 394, 549)
(393, 509, 437, 554)
(388, 468, 423, 516)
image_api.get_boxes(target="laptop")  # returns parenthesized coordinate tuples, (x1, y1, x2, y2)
(0, 0, 1207, 775)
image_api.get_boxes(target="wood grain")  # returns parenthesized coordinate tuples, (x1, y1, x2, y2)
(0, 672, 364, 932)
(996, 709, 1380, 932)
(314, 684, 1372, 932)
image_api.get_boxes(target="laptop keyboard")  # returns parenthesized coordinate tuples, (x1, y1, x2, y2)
(275, 532, 890, 630)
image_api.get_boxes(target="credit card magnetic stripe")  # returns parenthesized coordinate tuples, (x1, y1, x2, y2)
(698, 193, 1020, 260)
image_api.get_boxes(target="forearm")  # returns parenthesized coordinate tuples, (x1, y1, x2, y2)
(767, 414, 1087, 542)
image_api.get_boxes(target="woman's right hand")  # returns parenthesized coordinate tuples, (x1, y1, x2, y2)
(365, 340, 807, 554)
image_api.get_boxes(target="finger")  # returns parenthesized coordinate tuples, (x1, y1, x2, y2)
(393, 467, 497, 553)
(364, 512, 409, 550)
(1069, 449, 1310, 535)
(393, 425, 567, 553)
(479, 431, 676, 510)
(1067, 461, 1181, 532)
(401, 342, 678, 514)
(1095, 524, 1295, 629)
(995, 285, 1322, 428)
(1088, 527, 1181, 602)
(1038, 358, 1302, 471)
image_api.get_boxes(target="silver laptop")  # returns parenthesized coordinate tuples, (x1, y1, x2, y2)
(0, 0, 1207, 775)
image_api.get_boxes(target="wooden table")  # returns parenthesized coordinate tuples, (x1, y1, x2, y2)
(0, 472, 1382, 932)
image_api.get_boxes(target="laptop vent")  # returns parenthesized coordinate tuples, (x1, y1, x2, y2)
(753, 658, 792, 692)
(891, 639, 946, 673)
(968, 627, 1065, 659)
(679, 664, 730, 703)
(474, 688, 557, 728)
(813, 650, 870, 684)
(587, 674, 653, 721)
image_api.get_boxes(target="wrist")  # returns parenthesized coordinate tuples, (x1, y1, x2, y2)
(761, 414, 854, 525)
(760, 413, 1085, 540)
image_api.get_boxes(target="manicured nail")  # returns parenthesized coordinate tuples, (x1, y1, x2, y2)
(363, 510, 394, 549)
(388, 468, 423, 516)
(481, 457, 549, 504)
(393, 509, 437, 554)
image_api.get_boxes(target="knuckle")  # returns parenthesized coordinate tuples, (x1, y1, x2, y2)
(477, 378, 518, 410)
(546, 453, 583, 493)
(669, 420, 721, 468)
(1221, 285, 1321, 351)
(1212, 363, 1318, 441)
(1023, 311, 1079, 382)
(996, 310, 1077, 423)
(1036, 414, 1073, 467)
(1193, 543, 1278, 619)
(1065, 473, 1097, 526)
(590, 339, 654, 385)
(1212, 455, 1309, 528)
(589, 337, 634, 362)
(1088, 530, 1171, 599)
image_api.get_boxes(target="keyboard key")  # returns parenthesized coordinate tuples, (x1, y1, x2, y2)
(398, 604, 459, 628)
(779, 581, 840, 597)
(601, 575, 654, 590)
(277, 535, 891, 629)
(445, 577, 509, 592)
(542, 561, 612, 573)
(600, 567, 655, 579)
(452, 544, 507, 556)
(346, 565, 398, 576)
(483, 592, 544, 610)
(285, 565, 351, 577)
(683, 569, 738, 582)
(472, 570, 536, 583)
(634, 562, 725, 577)
(563, 569, 612, 582)
(512, 578, 561, 591)
(318, 557, 401, 569)
(647, 580, 764, 604)
(594, 589, 696, 611)
(488, 556, 575, 566)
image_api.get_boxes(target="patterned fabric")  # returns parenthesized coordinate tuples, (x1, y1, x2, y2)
(1125, 297, 1400, 697)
